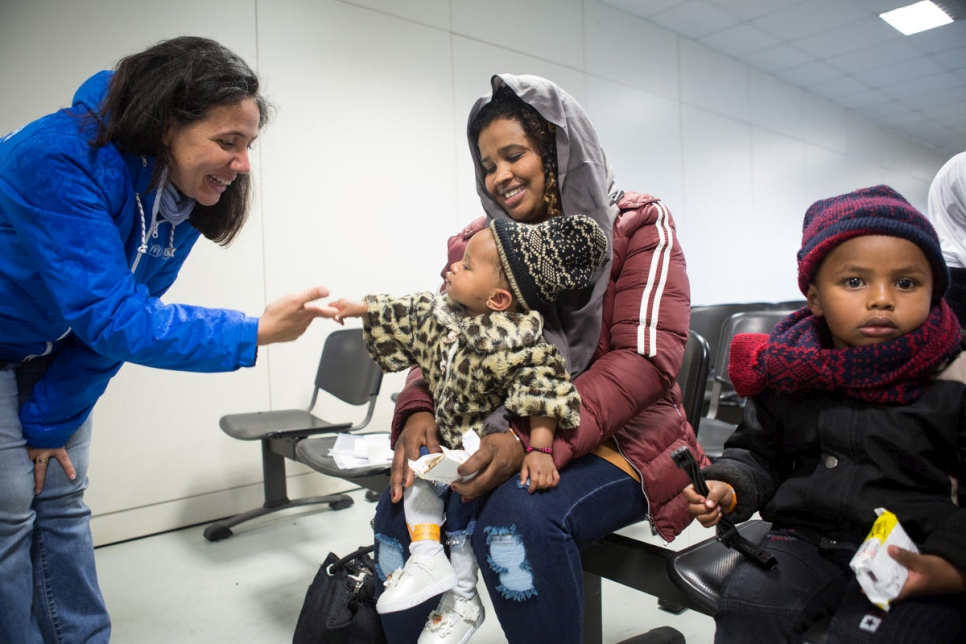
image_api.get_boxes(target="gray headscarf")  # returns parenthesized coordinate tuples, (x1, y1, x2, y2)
(467, 74, 620, 381)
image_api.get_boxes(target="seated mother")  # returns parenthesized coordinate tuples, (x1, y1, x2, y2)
(373, 74, 708, 643)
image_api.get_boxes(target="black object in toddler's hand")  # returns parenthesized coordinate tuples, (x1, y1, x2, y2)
(671, 445, 709, 496)
(671, 446, 778, 571)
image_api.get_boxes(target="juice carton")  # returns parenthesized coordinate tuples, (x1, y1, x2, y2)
(849, 508, 919, 611)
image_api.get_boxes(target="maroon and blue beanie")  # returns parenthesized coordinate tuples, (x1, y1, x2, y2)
(796, 185, 949, 303)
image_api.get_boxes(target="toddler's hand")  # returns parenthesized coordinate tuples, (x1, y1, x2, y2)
(326, 298, 366, 324)
(682, 479, 733, 528)
(889, 547, 966, 600)
(520, 451, 559, 493)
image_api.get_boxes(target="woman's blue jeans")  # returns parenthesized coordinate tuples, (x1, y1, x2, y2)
(0, 364, 109, 644)
(373, 452, 648, 643)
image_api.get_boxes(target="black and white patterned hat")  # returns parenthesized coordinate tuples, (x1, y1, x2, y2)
(490, 215, 608, 311)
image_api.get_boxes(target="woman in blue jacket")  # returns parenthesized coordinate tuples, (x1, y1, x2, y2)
(0, 36, 334, 643)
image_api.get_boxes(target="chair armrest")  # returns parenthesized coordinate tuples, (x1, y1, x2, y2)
(580, 533, 707, 614)
(665, 519, 772, 615)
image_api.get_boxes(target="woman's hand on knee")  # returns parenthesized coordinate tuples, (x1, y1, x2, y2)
(389, 412, 440, 503)
(889, 547, 966, 600)
(451, 431, 524, 500)
(25, 446, 74, 495)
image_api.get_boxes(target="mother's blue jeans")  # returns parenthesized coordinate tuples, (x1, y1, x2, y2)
(373, 452, 648, 643)
(0, 364, 109, 644)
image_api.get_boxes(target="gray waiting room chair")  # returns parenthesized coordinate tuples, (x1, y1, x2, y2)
(697, 309, 792, 460)
(204, 328, 382, 541)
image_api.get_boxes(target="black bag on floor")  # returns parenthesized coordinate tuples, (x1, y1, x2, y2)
(293, 545, 387, 644)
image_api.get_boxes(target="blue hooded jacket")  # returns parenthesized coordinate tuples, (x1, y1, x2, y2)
(0, 71, 259, 448)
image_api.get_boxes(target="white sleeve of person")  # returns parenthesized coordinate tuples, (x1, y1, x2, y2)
(849, 508, 919, 611)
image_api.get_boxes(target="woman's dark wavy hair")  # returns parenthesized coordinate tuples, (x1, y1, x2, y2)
(93, 36, 272, 245)
(470, 84, 562, 220)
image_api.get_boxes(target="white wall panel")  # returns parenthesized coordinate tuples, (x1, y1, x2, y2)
(804, 143, 850, 205)
(679, 39, 749, 124)
(587, 77, 685, 221)
(341, 0, 451, 29)
(845, 162, 885, 195)
(748, 69, 803, 140)
(904, 142, 947, 183)
(679, 106, 753, 305)
(750, 128, 807, 303)
(845, 112, 882, 168)
(584, 0, 680, 102)
(452, 0, 585, 70)
(800, 93, 847, 154)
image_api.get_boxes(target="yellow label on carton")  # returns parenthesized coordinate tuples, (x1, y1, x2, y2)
(868, 509, 899, 543)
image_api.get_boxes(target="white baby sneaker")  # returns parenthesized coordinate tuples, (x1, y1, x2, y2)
(376, 551, 457, 614)
(417, 592, 485, 644)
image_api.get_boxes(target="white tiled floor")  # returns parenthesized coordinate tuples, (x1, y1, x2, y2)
(96, 487, 716, 643)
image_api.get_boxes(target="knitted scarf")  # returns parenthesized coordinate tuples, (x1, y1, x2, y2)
(729, 302, 962, 404)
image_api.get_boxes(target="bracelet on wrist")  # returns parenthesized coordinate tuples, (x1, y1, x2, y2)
(724, 484, 738, 514)
(526, 445, 553, 455)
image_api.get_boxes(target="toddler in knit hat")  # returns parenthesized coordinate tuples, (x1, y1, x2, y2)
(681, 185, 966, 643)
(322, 215, 607, 639)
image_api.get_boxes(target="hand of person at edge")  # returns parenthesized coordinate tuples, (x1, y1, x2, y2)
(26, 446, 75, 495)
(889, 547, 966, 600)
(257, 286, 341, 345)
(389, 411, 441, 503)
(451, 431, 524, 501)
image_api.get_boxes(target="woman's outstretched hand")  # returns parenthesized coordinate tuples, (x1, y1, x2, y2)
(257, 286, 340, 345)
(451, 431, 524, 500)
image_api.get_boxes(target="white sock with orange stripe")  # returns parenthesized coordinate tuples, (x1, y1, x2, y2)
(404, 479, 444, 557)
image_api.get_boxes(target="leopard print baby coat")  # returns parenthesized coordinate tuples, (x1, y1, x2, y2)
(363, 292, 581, 448)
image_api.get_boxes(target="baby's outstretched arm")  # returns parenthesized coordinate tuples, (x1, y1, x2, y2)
(326, 298, 368, 324)
(520, 416, 559, 493)
(889, 547, 966, 600)
(682, 480, 735, 528)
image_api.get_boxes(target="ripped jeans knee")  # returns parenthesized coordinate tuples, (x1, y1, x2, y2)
(483, 525, 537, 602)
(374, 532, 405, 582)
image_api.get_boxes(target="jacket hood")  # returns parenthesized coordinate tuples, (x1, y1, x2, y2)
(466, 74, 618, 375)
(72, 70, 112, 123)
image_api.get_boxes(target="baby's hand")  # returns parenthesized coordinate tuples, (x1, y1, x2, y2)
(889, 547, 966, 600)
(682, 479, 733, 528)
(520, 451, 559, 493)
(326, 298, 366, 323)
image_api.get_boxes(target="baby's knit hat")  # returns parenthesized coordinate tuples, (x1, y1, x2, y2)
(491, 215, 608, 311)
(797, 185, 949, 303)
